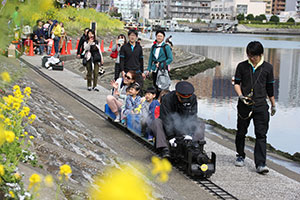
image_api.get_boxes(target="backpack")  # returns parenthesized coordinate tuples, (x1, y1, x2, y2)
(156, 61, 171, 90)
(110, 49, 118, 59)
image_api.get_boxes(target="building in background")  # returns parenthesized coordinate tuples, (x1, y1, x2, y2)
(272, 0, 286, 14)
(210, 0, 235, 20)
(165, 0, 212, 22)
(114, 0, 141, 20)
(297, 0, 300, 13)
(235, 0, 266, 15)
(88, 0, 110, 12)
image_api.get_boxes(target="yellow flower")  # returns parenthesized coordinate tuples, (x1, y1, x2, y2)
(13, 85, 20, 91)
(44, 175, 54, 187)
(24, 87, 31, 97)
(24, 131, 28, 135)
(29, 136, 34, 139)
(29, 173, 41, 189)
(0, 164, 5, 176)
(89, 165, 153, 200)
(0, 124, 6, 146)
(14, 172, 21, 180)
(9, 191, 15, 198)
(28, 114, 36, 124)
(12, 102, 21, 110)
(59, 164, 72, 180)
(18, 110, 26, 118)
(151, 156, 172, 183)
(5, 130, 15, 143)
(23, 106, 30, 116)
(4, 118, 11, 126)
(1, 72, 11, 83)
(16, 137, 19, 140)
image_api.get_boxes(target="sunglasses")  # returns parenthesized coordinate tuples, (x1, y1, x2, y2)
(125, 75, 132, 80)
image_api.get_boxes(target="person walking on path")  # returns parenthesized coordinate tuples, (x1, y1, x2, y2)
(83, 30, 104, 91)
(234, 41, 276, 174)
(51, 20, 62, 57)
(111, 34, 127, 80)
(146, 30, 173, 94)
(119, 30, 145, 90)
(77, 28, 89, 58)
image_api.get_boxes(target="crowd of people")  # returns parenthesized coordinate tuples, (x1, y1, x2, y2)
(24, 19, 66, 58)
(76, 28, 276, 175)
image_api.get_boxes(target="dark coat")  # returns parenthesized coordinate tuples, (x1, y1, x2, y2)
(159, 91, 198, 138)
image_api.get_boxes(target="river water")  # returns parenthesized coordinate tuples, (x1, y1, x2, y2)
(163, 32, 300, 155)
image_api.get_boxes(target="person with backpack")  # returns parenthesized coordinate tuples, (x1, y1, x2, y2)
(83, 30, 104, 91)
(146, 30, 173, 94)
(111, 34, 127, 81)
(77, 28, 89, 58)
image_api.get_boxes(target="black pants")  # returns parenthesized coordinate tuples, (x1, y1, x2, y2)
(152, 72, 161, 97)
(114, 63, 121, 81)
(236, 102, 269, 167)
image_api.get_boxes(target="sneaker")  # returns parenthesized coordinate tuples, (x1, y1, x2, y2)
(235, 156, 245, 167)
(93, 87, 99, 92)
(256, 165, 269, 174)
(87, 87, 92, 91)
(114, 116, 120, 123)
(161, 147, 170, 158)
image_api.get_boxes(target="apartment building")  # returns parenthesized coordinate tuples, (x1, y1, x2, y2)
(114, 0, 141, 20)
(297, 0, 300, 13)
(272, 0, 286, 14)
(165, 0, 212, 22)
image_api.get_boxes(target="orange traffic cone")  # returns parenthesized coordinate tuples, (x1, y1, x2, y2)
(75, 38, 79, 50)
(28, 40, 34, 56)
(61, 40, 67, 55)
(67, 39, 72, 54)
(108, 40, 113, 52)
(100, 40, 104, 53)
(50, 42, 55, 56)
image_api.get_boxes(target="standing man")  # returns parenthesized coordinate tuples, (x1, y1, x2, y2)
(51, 20, 62, 58)
(119, 30, 145, 90)
(234, 41, 276, 174)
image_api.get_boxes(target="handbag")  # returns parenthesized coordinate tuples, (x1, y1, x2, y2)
(110, 49, 118, 59)
(82, 57, 87, 66)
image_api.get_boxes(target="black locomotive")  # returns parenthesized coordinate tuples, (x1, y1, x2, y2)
(170, 136, 216, 178)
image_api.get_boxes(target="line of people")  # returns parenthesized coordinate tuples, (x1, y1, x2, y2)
(24, 19, 66, 57)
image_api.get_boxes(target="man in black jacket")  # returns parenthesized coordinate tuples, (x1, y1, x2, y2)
(119, 30, 145, 89)
(77, 28, 89, 58)
(151, 81, 205, 157)
(234, 41, 276, 174)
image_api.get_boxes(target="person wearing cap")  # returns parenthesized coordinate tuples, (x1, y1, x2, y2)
(119, 30, 145, 91)
(234, 41, 276, 174)
(150, 81, 205, 158)
(146, 30, 173, 95)
(51, 20, 62, 57)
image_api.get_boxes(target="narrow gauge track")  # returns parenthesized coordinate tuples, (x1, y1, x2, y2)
(20, 58, 239, 200)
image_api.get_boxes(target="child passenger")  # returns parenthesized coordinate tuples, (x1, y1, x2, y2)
(122, 83, 141, 121)
(140, 87, 160, 140)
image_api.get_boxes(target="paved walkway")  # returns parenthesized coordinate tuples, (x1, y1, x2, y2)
(21, 54, 300, 200)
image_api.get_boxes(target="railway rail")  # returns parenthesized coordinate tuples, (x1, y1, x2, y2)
(20, 57, 239, 200)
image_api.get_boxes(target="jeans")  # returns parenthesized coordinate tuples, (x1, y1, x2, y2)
(54, 36, 61, 54)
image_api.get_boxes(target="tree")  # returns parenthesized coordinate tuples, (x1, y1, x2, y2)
(259, 14, 267, 21)
(269, 15, 279, 23)
(246, 14, 254, 21)
(287, 17, 295, 23)
(237, 13, 244, 21)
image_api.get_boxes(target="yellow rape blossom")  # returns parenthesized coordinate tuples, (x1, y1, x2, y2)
(12, 102, 21, 111)
(151, 156, 172, 183)
(28, 114, 36, 124)
(29, 136, 34, 139)
(9, 191, 15, 198)
(14, 172, 21, 180)
(23, 106, 30, 116)
(5, 131, 15, 143)
(4, 118, 11, 126)
(0, 164, 4, 176)
(24, 87, 31, 97)
(1, 72, 11, 83)
(59, 164, 72, 180)
(89, 165, 154, 200)
(0, 124, 6, 146)
(29, 173, 41, 189)
(44, 175, 54, 187)
(24, 131, 28, 135)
